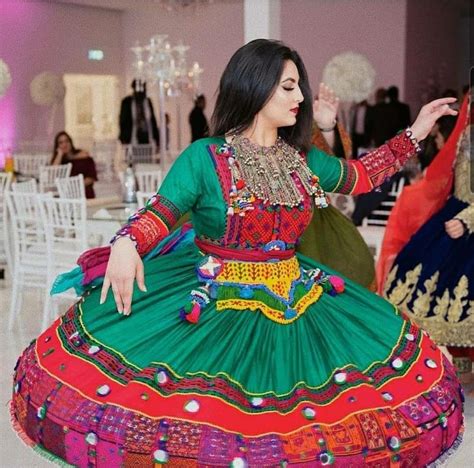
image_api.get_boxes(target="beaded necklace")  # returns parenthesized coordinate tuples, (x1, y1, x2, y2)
(229, 134, 329, 208)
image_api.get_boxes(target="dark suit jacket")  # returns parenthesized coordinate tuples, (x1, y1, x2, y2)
(366, 101, 411, 146)
(119, 96, 160, 146)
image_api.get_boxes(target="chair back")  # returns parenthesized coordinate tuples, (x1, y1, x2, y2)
(11, 178, 38, 193)
(38, 195, 88, 273)
(0, 173, 13, 268)
(4, 191, 46, 275)
(14, 153, 50, 179)
(39, 163, 72, 194)
(135, 170, 162, 193)
(123, 144, 157, 165)
(56, 174, 86, 199)
(136, 191, 155, 209)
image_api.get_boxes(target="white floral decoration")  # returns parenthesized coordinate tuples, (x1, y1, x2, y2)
(322, 52, 376, 102)
(0, 59, 12, 98)
(30, 72, 66, 106)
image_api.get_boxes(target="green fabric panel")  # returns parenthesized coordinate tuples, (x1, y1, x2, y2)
(297, 205, 375, 288)
(80, 241, 402, 395)
(158, 137, 228, 240)
(306, 145, 343, 192)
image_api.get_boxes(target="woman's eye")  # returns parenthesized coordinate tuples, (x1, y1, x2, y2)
(283, 87, 295, 91)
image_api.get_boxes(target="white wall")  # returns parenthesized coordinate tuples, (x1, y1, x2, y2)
(281, 0, 408, 102)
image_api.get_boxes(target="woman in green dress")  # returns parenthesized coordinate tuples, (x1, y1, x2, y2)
(11, 39, 462, 467)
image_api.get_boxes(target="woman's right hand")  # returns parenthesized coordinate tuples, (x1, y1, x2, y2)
(100, 237, 147, 315)
(445, 219, 465, 239)
(52, 149, 63, 165)
(410, 97, 458, 142)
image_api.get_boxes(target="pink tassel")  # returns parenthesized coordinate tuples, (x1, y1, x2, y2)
(186, 302, 201, 324)
(329, 275, 345, 294)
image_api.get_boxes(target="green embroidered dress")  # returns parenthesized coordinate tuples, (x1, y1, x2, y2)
(11, 135, 463, 467)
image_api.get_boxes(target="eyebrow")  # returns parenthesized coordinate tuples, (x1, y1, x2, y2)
(281, 77, 297, 84)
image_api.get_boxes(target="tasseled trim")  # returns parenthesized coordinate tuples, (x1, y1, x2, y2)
(9, 400, 75, 467)
(427, 428, 465, 467)
(179, 285, 211, 324)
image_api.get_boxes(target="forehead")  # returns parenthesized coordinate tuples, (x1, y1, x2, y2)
(280, 60, 299, 80)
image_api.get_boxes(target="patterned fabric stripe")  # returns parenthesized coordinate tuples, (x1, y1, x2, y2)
(208, 145, 231, 205)
(112, 194, 180, 255)
(57, 305, 139, 384)
(359, 132, 416, 188)
(331, 159, 370, 195)
(40, 315, 444, 419)
(340, 160, 358, 194)
(145, 194, 181, 228)
(364, 320, 422, 384)
(216, 283, 323, 325)
(208, 144, 235, 244)
(22, 333, 454, 437)
(10, 386, 464, 467)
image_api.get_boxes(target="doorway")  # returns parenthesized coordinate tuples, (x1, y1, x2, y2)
(64, 74, 119, 151)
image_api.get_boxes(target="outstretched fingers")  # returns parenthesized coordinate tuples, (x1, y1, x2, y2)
(100, 276, 110, 305)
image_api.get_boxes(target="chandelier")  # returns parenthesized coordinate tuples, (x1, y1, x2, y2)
(131, 35, 203, 97)
(130, 34, 203, 153)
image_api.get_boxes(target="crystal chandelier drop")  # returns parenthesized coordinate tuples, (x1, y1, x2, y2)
(130, 34, 204, 154)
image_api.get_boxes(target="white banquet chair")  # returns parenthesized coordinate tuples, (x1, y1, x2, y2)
(0, 172, 13, 276)
(38, 194, 88, 330)
(136, 191, 155, 209)
(5, 190, 47, 330)
(123, 144, 157, 165)
(39, 163, 72, 194)
(14, 153, 50, 179)
(135, 169, 163, 193)
(11, 178, 38, 193)
(56, 174, 86, 199)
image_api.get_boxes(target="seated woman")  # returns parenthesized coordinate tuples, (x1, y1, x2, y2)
(51, 131, 98, 198)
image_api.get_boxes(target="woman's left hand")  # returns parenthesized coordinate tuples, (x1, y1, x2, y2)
(313, 83, 339, 129)
(445, 219, 465, 239)
(410, 97, 458, 142)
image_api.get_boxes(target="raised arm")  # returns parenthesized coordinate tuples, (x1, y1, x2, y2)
(309, 97, 458, 194)
(100, 143, 203, 314)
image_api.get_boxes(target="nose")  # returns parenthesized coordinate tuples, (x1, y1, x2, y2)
(295, 86, 304, 103)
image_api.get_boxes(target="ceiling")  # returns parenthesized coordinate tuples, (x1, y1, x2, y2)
(50, 0, 229, 11)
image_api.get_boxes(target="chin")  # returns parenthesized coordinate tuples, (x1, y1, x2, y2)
(278, 117, 297, 128)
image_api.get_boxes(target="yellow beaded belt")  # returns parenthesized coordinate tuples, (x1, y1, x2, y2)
(195, 255, 324, 325)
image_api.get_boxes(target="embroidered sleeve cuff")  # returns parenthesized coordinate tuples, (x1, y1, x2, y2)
(357, 131, 418, 189)
(110, 194, 182, 256)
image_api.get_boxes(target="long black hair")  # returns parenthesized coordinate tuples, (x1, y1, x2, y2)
(211, 39, 313, 152)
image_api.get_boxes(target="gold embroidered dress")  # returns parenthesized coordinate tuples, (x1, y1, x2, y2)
(385, 126, 474, 347)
